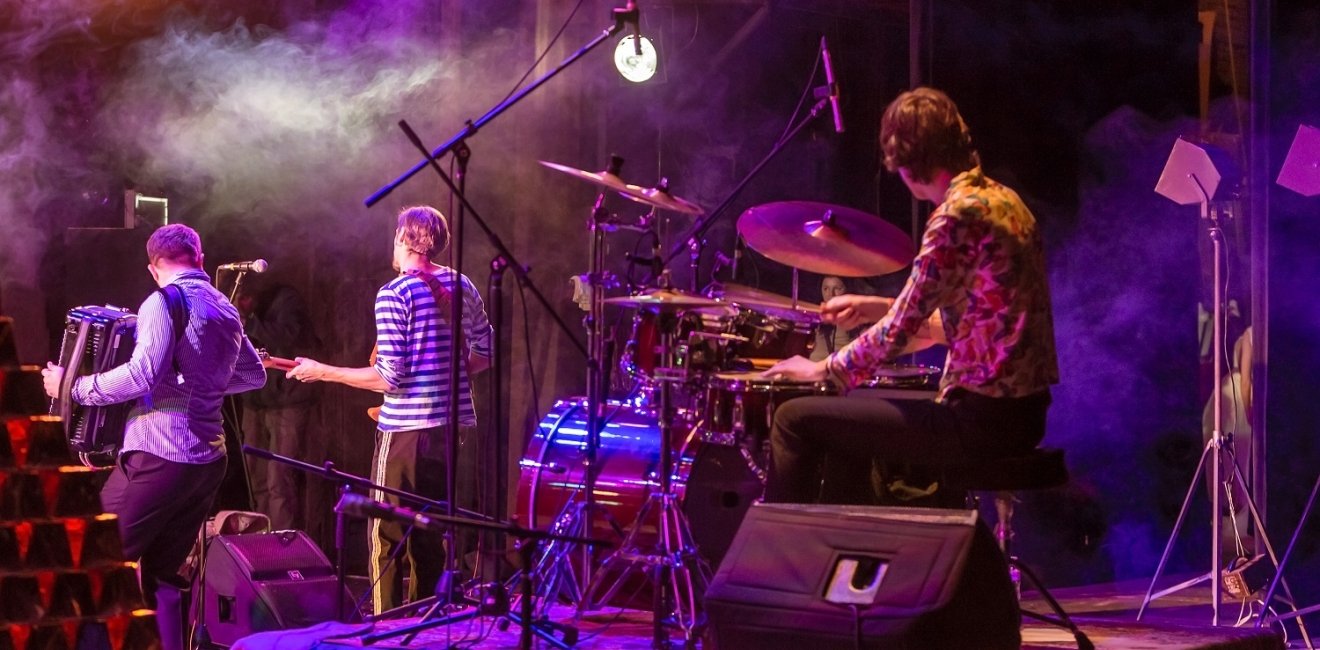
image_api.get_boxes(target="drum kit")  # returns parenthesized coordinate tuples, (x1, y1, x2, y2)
(514, 159, 939, 643)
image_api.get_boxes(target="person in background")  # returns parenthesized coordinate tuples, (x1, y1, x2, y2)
(810, 275, 868, 361)
(236, 276, 320, 531)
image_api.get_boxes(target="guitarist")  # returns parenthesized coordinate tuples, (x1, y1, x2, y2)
(41, 224, 267, 650)
(287, 205, 492, 615)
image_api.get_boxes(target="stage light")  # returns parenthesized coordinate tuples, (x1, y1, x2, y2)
(614, 35, 657, 83)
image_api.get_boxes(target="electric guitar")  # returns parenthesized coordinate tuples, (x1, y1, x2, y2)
(256, 349, 297, 372)
(257, 349, 384, 422)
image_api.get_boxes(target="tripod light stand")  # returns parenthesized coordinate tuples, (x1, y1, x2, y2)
(1138, 137, 1300, 628)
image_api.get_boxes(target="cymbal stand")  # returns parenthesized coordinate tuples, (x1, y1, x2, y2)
(1138, 190, 1308, 633)
(663, 61, 837, 271)
(507, 156, 625, 614)
(687, 236, 704, 293)
(584, 306, 710, 645)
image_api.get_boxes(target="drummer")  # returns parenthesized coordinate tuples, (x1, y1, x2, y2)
(763, 87, 1059, 504)
(809, 276, 870, 361)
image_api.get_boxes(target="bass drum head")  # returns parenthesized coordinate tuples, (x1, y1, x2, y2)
(517, 398, 764, 578)
(682, 443, 763, 569)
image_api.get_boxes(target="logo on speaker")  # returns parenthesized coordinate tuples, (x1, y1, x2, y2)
(288, 569, 305, 581)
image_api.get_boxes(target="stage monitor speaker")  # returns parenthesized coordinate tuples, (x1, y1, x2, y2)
(199, 530, 358, 647)
(704, 503, 1019, 650)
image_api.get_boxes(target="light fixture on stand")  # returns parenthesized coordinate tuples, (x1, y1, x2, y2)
(614, 34, 657, 83)
(1139, 137, 1308, 634)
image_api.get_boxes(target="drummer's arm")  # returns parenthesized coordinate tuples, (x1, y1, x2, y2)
(901, 311, 946, 354)
(828, 207, 968, 388)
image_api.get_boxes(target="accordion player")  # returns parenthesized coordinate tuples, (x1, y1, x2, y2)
(50, 305, 138, 467)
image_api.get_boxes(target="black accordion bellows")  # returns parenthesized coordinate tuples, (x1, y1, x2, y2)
(51, 305, 137, 467)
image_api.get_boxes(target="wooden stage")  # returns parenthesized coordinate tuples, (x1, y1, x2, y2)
(279, 576, 1297, 650)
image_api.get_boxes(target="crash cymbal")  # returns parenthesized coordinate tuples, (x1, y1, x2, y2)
(737, 201, 914, 277)
(603, 288, 726, 310)
(539, 160, 633, 194)
(710, 282, 821, 314)
(619, 178, 704, 215)
(539, 161, 703, 214)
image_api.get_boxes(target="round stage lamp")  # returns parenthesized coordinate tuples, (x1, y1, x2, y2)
(614, 35, 657, 83)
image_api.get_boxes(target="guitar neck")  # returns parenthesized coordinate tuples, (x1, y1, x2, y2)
(257, 350, 297, 372)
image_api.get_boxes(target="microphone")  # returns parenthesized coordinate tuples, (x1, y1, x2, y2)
(335, 492, 440, 531)
(820, 36, 844, 134)
(217, 259, 269, 273)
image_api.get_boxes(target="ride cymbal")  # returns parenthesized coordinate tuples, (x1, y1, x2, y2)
(737, 201, 914, 277)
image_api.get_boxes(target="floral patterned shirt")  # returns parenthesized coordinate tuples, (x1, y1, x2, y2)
(827, 167, 1059, 400)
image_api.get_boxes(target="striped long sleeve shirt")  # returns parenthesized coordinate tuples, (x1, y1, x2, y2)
(373, 268, 493, 432)
(72, 269, 267, 463)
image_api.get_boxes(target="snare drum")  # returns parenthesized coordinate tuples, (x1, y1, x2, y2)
(850, 363, 943, 400)
(701, 371, 837, 452)
(862, 363, 942, 389)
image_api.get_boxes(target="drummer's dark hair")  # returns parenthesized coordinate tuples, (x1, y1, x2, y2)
(880, 87, 979, 183)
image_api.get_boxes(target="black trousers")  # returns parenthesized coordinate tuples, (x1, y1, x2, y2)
(765, 389, 1050, 504)
(100, 451, 227, 650)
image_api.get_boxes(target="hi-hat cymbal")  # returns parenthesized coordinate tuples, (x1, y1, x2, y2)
(710, 282, 821, 314)
(737, 201, 915, 277)
(603, 288, 726, 310)
(539, 161, 703, 214)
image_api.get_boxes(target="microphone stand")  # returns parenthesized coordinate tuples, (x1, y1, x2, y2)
(662, 92, 834, 275)
(371, 9, 641, 582)
(363, 3, 639, 209)
(361, 5, 638, 641)
(240, 446, 606, 650)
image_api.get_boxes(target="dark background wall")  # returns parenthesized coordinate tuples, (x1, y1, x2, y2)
(2, 0, 1317, 616)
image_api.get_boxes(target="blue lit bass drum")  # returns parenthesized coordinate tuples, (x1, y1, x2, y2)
(516, 398, 764, 570)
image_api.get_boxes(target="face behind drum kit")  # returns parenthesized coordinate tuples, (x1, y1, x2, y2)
(514, 159, 942, 639)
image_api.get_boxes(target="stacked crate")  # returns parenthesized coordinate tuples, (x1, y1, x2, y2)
(0, 318, 157, 650)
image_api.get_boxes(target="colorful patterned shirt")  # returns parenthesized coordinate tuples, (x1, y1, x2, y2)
(373, 267, 493, 432)
(827, 167, 1059, 400)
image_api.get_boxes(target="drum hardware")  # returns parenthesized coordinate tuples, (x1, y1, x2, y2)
(582, 303, 710, 644)
(523, 157, 709, 617)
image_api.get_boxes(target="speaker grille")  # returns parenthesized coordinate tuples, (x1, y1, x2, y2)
(218, 531, 334, 581)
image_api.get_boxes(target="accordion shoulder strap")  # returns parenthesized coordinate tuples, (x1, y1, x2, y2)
(155, 284, 190, 373)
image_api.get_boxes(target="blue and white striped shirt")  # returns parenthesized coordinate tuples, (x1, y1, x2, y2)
(72, 269, 267, 463)
(373, 268, 492, 432)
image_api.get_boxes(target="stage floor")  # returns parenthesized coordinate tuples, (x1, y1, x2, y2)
(299, 575, 1296, 649)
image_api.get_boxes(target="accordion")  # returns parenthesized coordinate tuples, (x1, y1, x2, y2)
(51, 305, 137, 467)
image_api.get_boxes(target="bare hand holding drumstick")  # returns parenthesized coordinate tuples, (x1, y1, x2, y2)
(820, 295, 894, 330)
(822, 294, 946, 352)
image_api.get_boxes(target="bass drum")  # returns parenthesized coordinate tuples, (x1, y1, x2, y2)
(516, 398, 764, 572)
